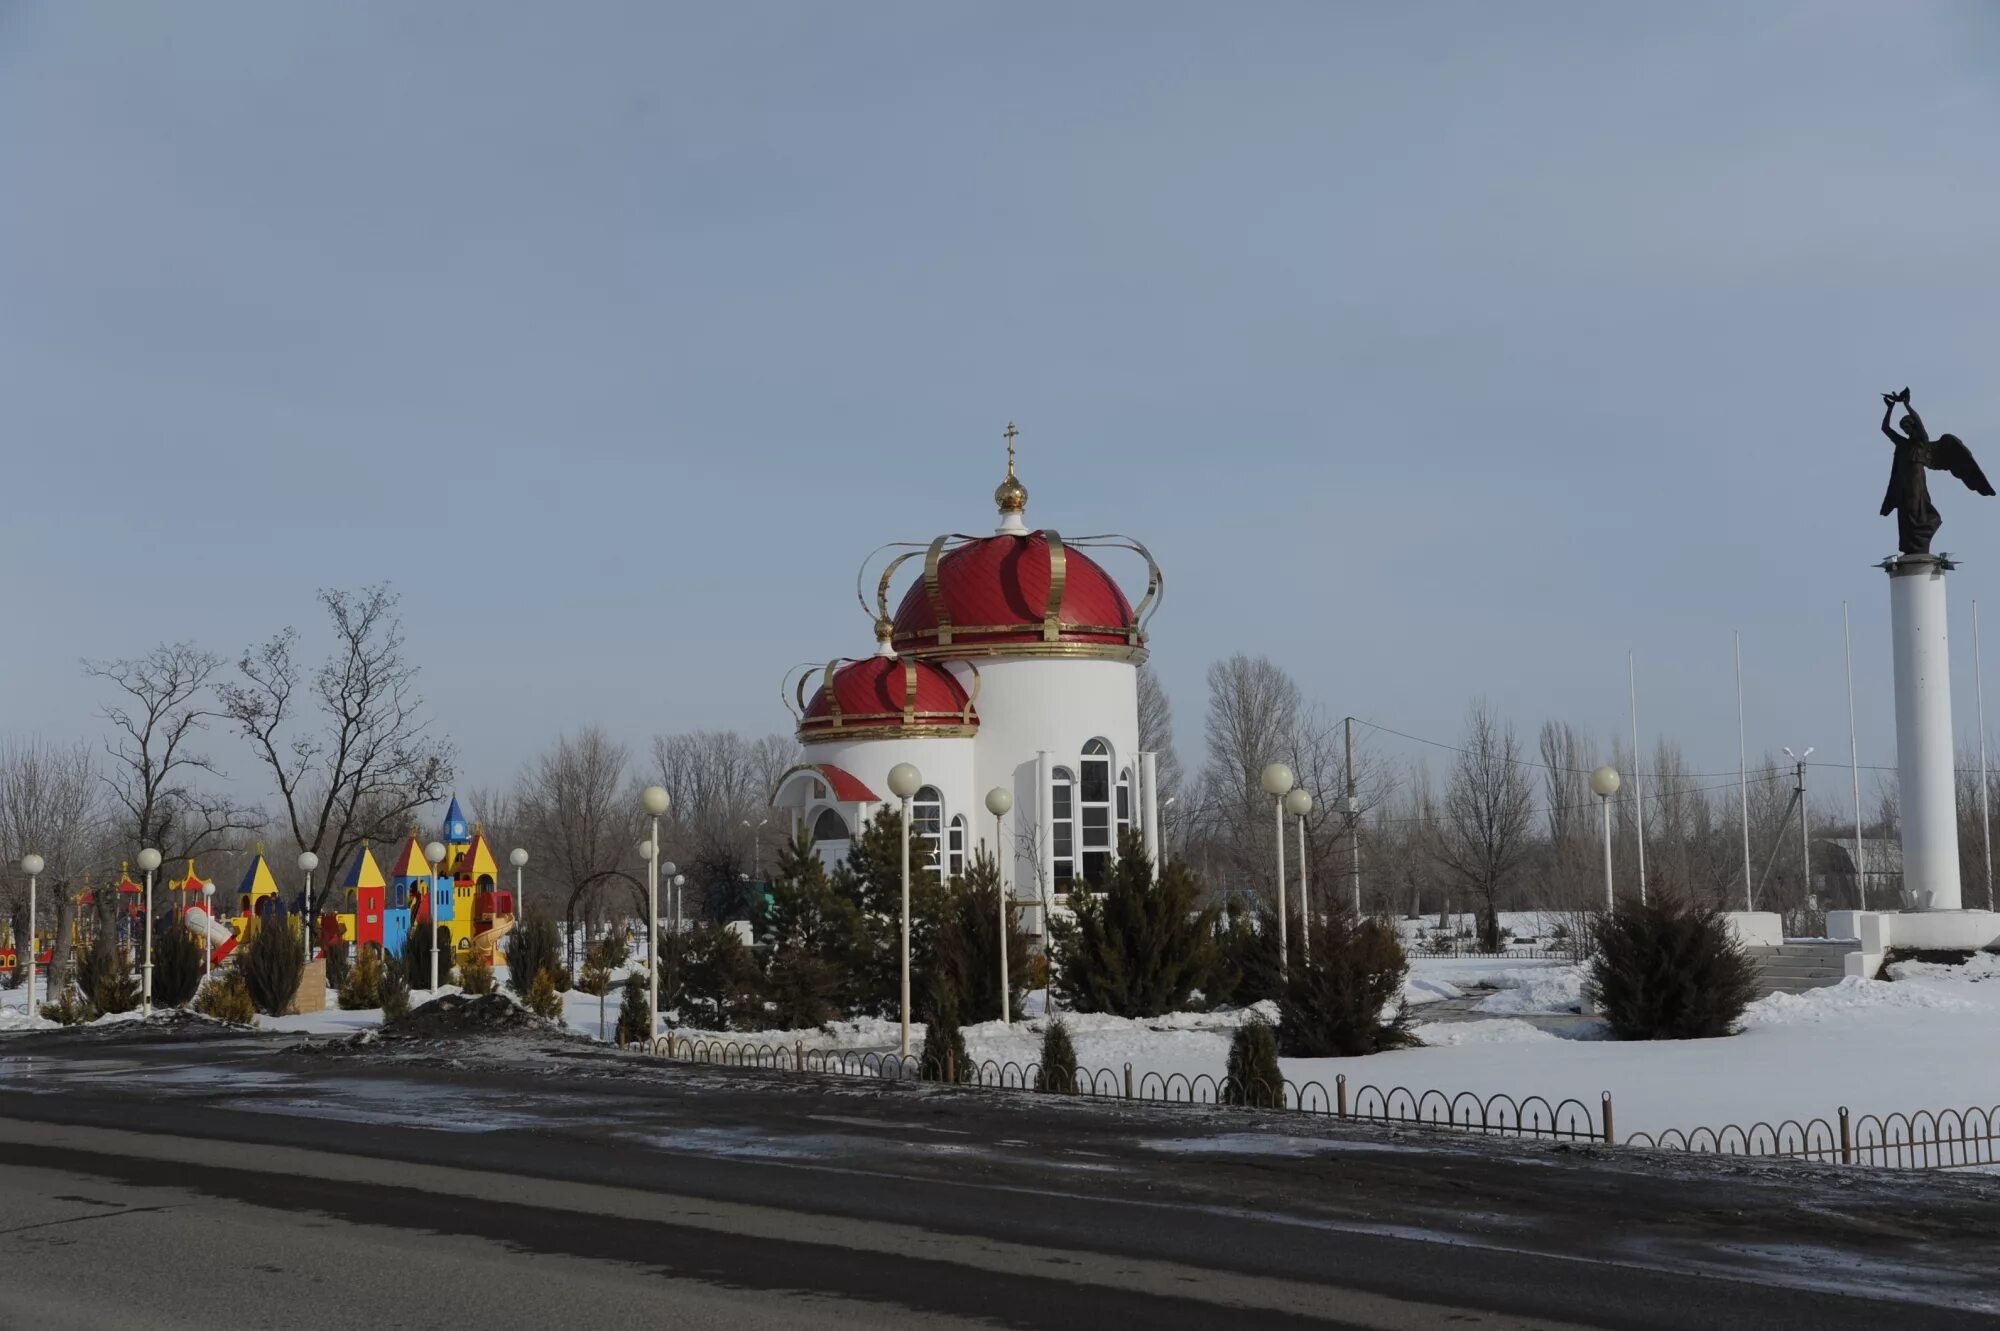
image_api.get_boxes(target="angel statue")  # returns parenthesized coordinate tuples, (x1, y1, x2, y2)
(1880, 387, 1993, 556)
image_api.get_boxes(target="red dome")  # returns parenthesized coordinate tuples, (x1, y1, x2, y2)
(798, 654, 977, 743)
(891, 531, 1147, 660)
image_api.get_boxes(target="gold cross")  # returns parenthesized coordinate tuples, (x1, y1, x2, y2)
(1004, 421, 1018, 476)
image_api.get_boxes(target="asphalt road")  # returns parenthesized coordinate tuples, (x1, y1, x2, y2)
(1, 1021, 1997, 1330)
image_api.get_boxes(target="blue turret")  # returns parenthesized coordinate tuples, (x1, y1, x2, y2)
(443, 796, 471, 846)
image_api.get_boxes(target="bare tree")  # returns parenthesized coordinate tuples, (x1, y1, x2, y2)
(83, 642, 262, 861)
(1193, 653, 1301, 895)
(516, 728, 640, 970)
(646, 730, 798, 919)
(219, 585, 454, 916)
(1137, 665, 1186, 851)
(1433, 700, 1534, 949)
(0, 739, 101, 988)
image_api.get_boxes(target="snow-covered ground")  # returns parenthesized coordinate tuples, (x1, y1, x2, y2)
(8, 952, 1999, 1145)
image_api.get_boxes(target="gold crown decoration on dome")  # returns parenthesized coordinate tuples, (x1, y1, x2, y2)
(994, 421, 1028, 517)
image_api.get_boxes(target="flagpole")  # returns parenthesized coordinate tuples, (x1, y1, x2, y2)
(1736, 631, 1751, 910)
(1844, 602, 1865, 909)
(1629, 650, 1647, 905)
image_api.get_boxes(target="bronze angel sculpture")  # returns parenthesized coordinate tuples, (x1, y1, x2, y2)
(1880, 388, 1993, 555)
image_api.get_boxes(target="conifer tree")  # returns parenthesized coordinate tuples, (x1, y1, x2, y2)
(829, 809, 948, 1018)
(1036, 1016, 1079, 1093)
(764, 828, 864, 1026)
(150, 913, 204, 1008)
(614, 968, 650, 1043)
(505, 912, 562, 998)
(1058, 832, 1219, 1017)
(1224, 1015, 1283, 1107)
(82, 929, 142, 1015)
(932, 850, 1032, 1024)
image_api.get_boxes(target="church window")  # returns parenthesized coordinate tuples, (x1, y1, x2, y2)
(947, 815, 967, 877)
(1051, 767, 1076, 888)
(812, 808, 851, 842)
(1081, 740, 1112, 887)
(913, 786, 944, 880)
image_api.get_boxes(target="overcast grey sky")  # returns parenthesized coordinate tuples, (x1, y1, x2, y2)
(4, 2, 1998, 797)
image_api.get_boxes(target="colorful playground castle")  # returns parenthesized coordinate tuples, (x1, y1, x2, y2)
(180, 796, 516, 965)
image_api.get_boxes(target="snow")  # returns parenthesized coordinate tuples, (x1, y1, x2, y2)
(1408, 1018, 1562, 1047)
(1471, 967, 1585, 1016)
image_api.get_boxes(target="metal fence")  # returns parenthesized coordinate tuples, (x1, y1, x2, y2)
(634, 1034, 1997, 1171)
(1625, 1105, 2000, 1169)
(638, 1033, 1610, 1144)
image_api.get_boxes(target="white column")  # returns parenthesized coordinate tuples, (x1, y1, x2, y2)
(1888, 556, 1962, 911)
(1140, 751, 1160, 878)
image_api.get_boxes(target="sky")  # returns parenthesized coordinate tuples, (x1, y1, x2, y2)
(4, 1, 1999, 806)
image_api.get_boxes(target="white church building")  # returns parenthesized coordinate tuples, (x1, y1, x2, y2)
(771, 432, 1165, 917)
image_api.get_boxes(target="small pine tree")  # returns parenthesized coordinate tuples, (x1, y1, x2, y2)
(40, 986, 97, 1026)
(322, 932, 352, 989)
(193, 969, 255, 1025)
(338, 944, 385, 1010)
(240, 908, 306, 1017)
(680, 923, 765, 1031)
(933, 851, 1033, 1024)
(380, 965, 411, 1020)
(150, 915, 204, 1009)
(829, 810, 947, 1017)
(614, 969, 651, 1044)
(763, 828, 865, 1027)
(919, 991, 971, 1083)
(1588, 900, 1758, 1040)
(458, 955, 495, 995)
(1276, 914, 1418, 1057)
(506, 913, 561, 997)
(1036, 1016, 1079, 1093)
(401, 922, 446, 992)
(525, 967, 564, 1022)
(1223, 1015, 1284, 1107)
(1059, 832, 1219, 1017)
(82, 934, 142, 1015)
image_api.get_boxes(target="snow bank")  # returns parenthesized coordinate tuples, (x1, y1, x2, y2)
(1410, 1018, 1559, 1047)
(1743, 977, 1978, 1027)
(1886, 952, 2000, 985)
(1475, 967, 1584, 1016)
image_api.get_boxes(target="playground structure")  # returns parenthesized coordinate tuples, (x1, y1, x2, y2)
(0, 867, 148, 974)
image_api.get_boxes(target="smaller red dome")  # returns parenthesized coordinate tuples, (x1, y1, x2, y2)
(798, 655, 977, 743)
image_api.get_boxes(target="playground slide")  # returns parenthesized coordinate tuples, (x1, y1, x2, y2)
(472, 915, 515, 961)
(184, 906, 239, 962)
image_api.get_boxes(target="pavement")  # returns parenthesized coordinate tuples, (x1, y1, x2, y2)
(1, 1018, 1998, 1329)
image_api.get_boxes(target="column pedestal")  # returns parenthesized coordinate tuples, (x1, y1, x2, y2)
(1886, 553, 1961, 912)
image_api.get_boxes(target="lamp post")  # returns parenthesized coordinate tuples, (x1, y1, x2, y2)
(423, 841, 446, 991)
(509, 847, 528, 919)
(136, 847, 162, 1015)
(200, 880, 215, 979)
(671, 873, 684, 932)
(1161, 796, 1177, 868)
(1589, 766, 1621, 909)
(21, 854, 43, 1015)
(985, 787, 1013, 1025)
(1260, 763, 1296, 976)
(886, 762, 923, 1057)
(1284, 789, 1311, 964)
(661, 860, 679, 940)
(641, 785, 672, 1043)
(297, 851, 318, 964)
(741, 818, 769, 879)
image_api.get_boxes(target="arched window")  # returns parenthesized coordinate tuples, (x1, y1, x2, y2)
(1080, 739, 1113, 886)
(812, 808, 851, 842)
(1051, 767, 1076, 888)
(344, 889, 357, 911)
(947, 815, 967, 877)
(913, 786, 944, 880)
(1117, 767, 1133, 842)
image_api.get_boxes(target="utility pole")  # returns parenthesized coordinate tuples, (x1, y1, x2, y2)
(1783, 745, 1815, 909)
(1344, 716, 1361, 916)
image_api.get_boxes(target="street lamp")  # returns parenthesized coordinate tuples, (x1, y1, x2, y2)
(21, 854, 44, 1014)
(297, 851, 319, 964)
(641, 785, 671, 1043)
(661, 860, 679, 939)
(1589, 766, 1621, 909)
(136, 847, 162, 1015)
(1284, 789, 1311, 965)
(200, 880, 216, 979)
(886, 762, 923, 1056)
(1782, 746, 1815, 912)
(741, 818, 769, 878)
(1260, 763, 1296, 975)
(1161, 795, 1178, 868)
(424, 840, 446, 992)
(509, 847, 528, 919)
(985, 787, 1014, 1025)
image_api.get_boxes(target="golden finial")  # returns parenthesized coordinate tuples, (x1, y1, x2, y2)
(994, 421, 1028, 520)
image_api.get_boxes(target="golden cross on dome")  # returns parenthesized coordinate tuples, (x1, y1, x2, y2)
(1004, 421, 1018, 476)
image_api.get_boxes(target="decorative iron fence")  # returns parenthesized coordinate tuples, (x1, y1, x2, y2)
(639, 1033, 1610, 1144)
(1625, 1104, 2000, 1169)
(636, 1034, 1996, 1171)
